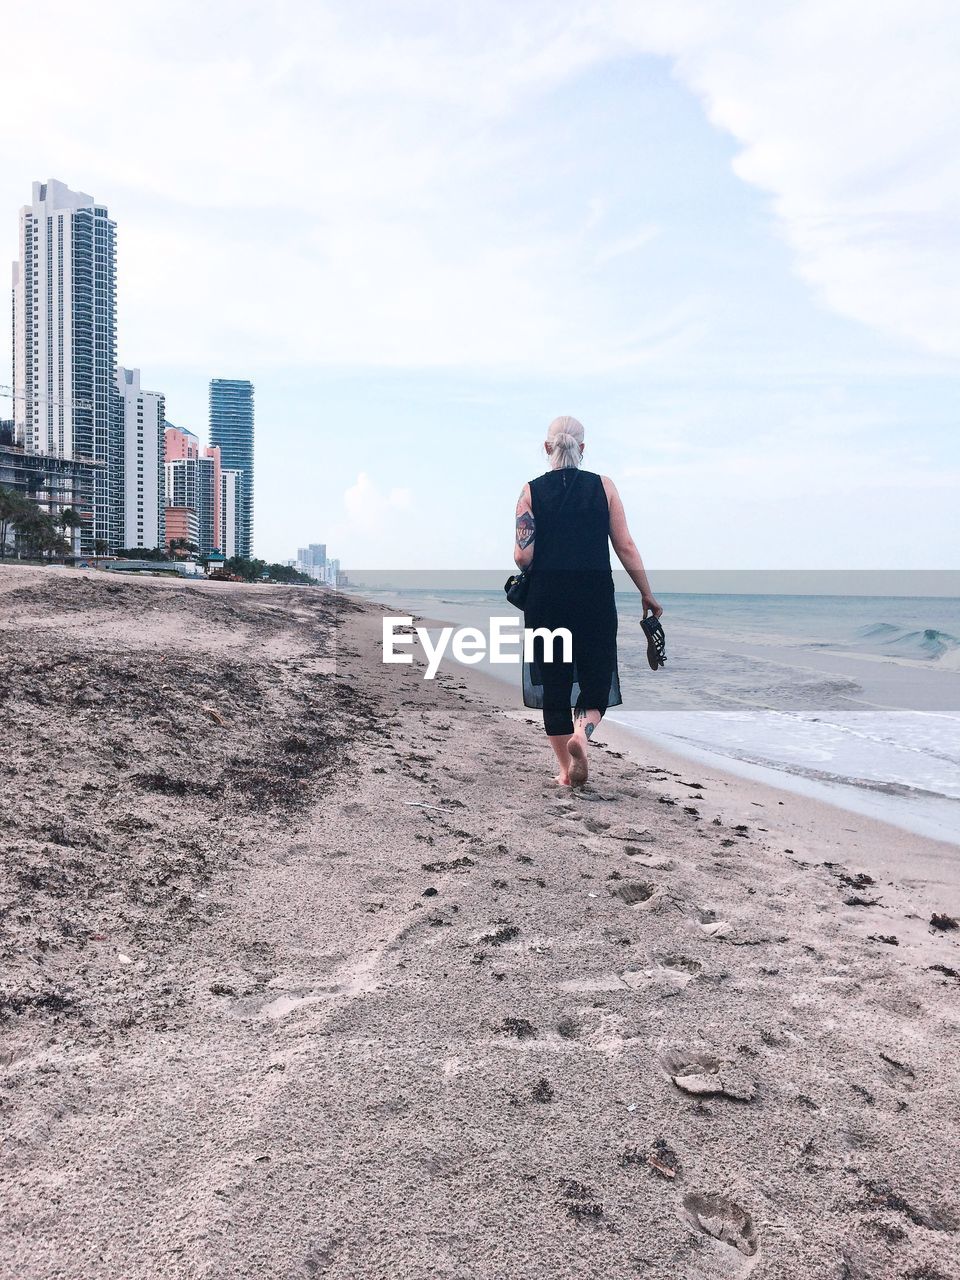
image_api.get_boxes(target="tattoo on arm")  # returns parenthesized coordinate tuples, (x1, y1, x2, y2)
(516, 511, 535, 550)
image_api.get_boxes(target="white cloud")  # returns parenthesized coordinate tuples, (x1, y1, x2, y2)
(618, 0, 960, 355)
(343, 472, 412, 532)
(1, 0, 957, 372)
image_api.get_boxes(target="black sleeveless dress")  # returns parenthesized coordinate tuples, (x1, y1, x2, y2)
(522, 468, 621, 719)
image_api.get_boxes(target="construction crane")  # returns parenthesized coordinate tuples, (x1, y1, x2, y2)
(0, 384, 95, 411)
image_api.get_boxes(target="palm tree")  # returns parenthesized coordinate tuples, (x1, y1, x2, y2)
(0, 486, 30, 559)
(15, 505, 65, 560)
(59, 507, 83, 555)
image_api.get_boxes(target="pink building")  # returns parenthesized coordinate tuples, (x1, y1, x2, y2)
(165, 505, 199, 550)
(164, 425, 200, 462)
(162, 428, 222, 554)
(203, 445, 222, 555)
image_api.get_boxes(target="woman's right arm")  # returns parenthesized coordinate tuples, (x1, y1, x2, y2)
(603, 477, 662, 617)
(514, 483, 535, 569)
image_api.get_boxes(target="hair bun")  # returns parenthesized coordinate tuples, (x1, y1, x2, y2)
(545, 415, 585, 469)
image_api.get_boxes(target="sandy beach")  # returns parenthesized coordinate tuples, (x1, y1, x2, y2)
(2, 567, 959, 1279)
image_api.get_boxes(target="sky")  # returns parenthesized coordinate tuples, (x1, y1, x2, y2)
(1, 0, 958, 570)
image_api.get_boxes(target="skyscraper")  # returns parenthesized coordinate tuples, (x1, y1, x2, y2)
(117, 367, 164, 550)
(221, 469, 244, 559)
(163, 427, 222, 554)
(297, 543, 327, 581)
(12, 180, 118, 554)
(209, 379, 253, 557)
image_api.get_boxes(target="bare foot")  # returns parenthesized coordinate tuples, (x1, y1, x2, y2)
(567, 734, 588, 786)
(553, 771, 571, 787)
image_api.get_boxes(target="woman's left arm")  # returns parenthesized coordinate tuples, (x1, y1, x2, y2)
(514, 484, 534, 568)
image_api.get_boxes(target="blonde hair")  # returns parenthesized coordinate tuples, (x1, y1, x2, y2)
(545, 415, 584, 470)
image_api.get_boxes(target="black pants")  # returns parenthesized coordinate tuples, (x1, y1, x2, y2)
(531, 615, 618, 737)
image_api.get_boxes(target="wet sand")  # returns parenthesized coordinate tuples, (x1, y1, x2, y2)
(2, 567, 959, 1278)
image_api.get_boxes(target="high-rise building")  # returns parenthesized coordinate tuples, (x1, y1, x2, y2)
(117, 367, 164, 550)
(196, 447, 222, 554)
(221, 468, 244, 560)
(296, 543, 327, 581)
(209, 379, 253, 557)
(164, 423, 200, 461)
(11, 179, 118, 554)
(165, 503, 199, 549)
(163, 434, 222, 555)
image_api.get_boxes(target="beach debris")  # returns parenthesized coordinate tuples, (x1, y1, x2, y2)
(836, 870, 876, 889)
(116, 953, 132, 966)
(930, 913, 959, 932)
(405, 801, 448, 811)
(481, 922, 519, 946)
(422, 887, 438, 897)
(622, 1139, 682, 1180)
(682, 1190, 758, 1256)
(558, 1179, 604, 1223)
(420, 856, 475, 873)
(844, 895, 882, 907)
(857, 1175, 960, 1231)
(531, 1077, 554, 1102)
(868, 934, 899, 945)
(499, 1016, 536, 1039)
(928, 963, 960, 980)
(661, 1048, 756, 1101)
(202, 703, 228, 727)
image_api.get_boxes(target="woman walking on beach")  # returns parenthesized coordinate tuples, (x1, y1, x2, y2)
(514, 416, 662, 787)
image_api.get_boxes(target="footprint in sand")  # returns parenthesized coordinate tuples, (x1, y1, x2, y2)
(660, 1048, 756, 1101)
(611, 881, 657, 906)
(682, 1190, 759, 1257)
(879, 1051, 915, 1091)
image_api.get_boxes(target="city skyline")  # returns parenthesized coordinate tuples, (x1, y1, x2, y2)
(6, 177, 256, 560)
(1, 5, 957, 569)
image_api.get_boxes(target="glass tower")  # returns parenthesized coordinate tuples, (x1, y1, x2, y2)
(208, 378, 254, 558)
(12, 180, 118, 553)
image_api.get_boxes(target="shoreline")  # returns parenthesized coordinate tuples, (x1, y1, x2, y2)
(404, 607, 960, 890)
(363, 586, 960, 849)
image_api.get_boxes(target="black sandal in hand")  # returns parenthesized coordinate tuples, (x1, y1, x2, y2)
(640, 615, 667, 670)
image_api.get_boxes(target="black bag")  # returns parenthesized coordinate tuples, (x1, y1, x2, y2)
(504, 570, 530, 609)
(504, 469, 581, 611)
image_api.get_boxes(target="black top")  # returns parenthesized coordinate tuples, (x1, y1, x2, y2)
(521, 467, 621, 714)
(529, 468, 611, 572)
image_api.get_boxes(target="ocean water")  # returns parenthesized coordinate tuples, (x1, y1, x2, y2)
(363, 588, 960, 846)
